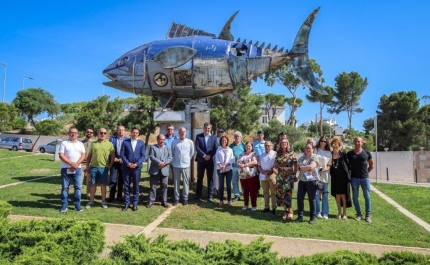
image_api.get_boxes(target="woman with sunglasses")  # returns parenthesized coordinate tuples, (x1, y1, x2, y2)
(314, 136, 332, 219)
(273, 139, 297, 220)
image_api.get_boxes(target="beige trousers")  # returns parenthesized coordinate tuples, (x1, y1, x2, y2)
(261, 173, 277, 209)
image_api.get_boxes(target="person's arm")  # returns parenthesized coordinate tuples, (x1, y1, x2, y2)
(189, 140, 195, 159)
(368, 158, 374, 172)
(85, 151, 92, 172)
(136, 142, 146, 167)
(299, 161, 318, 171)
(195, 135, 206, 159)
(120, 142, 130, 167)
(246, 154, 258, 167)
(108, 151, 115, 170)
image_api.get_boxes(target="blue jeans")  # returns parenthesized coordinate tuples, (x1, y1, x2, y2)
(315, 182, 329, 217)
(61, 168, 82, 208)
(231, 167, 240, 197)
(297, 180, 317, 219)
(351, 177, 371, 216)
(218, 169, 232, 202)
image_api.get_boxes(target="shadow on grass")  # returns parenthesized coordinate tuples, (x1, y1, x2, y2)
(11, 175, 58, 183)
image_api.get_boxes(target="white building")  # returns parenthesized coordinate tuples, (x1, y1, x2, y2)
(259, 105, 286, 125)
(301, 117, 345, 136)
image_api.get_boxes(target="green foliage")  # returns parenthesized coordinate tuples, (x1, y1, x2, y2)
(264, 62, 304, 127)
(263, 93, 287, 120)
(376, 91, 424, 151)
(209, 86, 264, 134)
(34, 119, 62, 135)
(256, 119, 306, 146)
(417, 101, 430, 150)
(120, 95, 159, 144)
(363, 117, 375, 134)
(12, 88, 59, 130)
(0, 217, 105, 264)
(74, 95, 125, 134)
(11, 116, 27, 130)
(378, 251, 430, 265)
(363, 134, 376, 152)
(0, 103, 20, 132)
(0, 201, 12, 218)
(306, 122, 334, 137)
(327, 71, 367, 129)
(281, 250, 379, 265)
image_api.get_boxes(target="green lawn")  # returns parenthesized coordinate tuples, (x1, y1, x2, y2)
(0, 154, 60, 186)
(160, 187, 430, 248)
(0, 149, 33, 159)
(372, 182, 430, 224)
(1, 154, 429, 248)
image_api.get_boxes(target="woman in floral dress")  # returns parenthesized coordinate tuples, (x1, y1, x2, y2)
(273, 139, 297, 220)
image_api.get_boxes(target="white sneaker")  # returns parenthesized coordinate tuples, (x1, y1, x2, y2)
(242, 206, 248, 211)
(323, 215, 328, 220)
(316, 213, 323, 219)
(86, 201, 94, 209)
(251, 207, 257, 211)
(101, 201, 108, 209)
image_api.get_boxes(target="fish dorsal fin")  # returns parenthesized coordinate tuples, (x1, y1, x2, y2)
(166, 22, 216, 39)
(218, 11, 239, 41)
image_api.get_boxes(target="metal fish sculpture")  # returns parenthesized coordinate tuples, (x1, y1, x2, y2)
(103, 7, 322, 108)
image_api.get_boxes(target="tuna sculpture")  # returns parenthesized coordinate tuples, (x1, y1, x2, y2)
(103, 7, 322, 108)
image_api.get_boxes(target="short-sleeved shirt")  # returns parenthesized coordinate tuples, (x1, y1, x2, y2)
(253, 140, 265, 157)
(229, 142, 245, 168)
(89, 140, 114, 167)
(347, 149, 372, 179)
(59, 140, 85, 169)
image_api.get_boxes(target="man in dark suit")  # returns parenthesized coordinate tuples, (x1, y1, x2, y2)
(195, 122, 218, 203)
(147, 134, 172, 208)
(108, 125, 129, 202)
(120, 127, 146, 211)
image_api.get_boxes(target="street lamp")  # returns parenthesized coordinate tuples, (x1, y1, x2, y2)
(22, 75, 34, 90)
(0, 62, 6, 102)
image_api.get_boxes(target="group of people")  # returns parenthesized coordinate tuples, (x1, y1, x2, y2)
(58, 124, 374, 225)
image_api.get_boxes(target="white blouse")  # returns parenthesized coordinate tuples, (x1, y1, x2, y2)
(215, 146, 235, 171)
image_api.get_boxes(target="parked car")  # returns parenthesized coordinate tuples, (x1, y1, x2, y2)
(0, 137, 33, 152)
(38, 141, 57, 154)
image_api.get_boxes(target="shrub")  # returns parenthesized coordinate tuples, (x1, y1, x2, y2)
(0, 218, 104, 264)
(280, 250, 379, 265)
(378, 251, 430, 265)
(0, 201, 12, 218)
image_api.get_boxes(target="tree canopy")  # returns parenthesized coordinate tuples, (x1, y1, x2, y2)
(327, 72, 367, 129)
(376, 91, 424, 151)
(12, 88, 59, 130)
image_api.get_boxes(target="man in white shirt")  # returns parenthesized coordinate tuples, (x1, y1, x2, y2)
(58, 127, 86, 212)
(257, 141, 278, 214)
(171, 127, 195, 206)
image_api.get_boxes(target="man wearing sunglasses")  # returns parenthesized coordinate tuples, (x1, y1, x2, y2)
(86, 128, 115, 209)
(82, 128, 94, 199)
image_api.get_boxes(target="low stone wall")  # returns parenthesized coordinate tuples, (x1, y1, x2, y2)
(370, 151, 429, 183)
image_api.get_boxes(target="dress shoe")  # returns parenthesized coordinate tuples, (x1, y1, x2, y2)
(161, 202, 169, 208)
(132, 205, 138, 211)
(117, 197, 124, 202)
(262, 208, 270, 213)
(294, 217, 304, 223)
(272, 208, 278, 215)
(146, 202, 153, 208)
(309, 218, 316, 225)
(122, 205, 129, 211)
(172, 200, 179, 206)
(107, 198, 114, 203)
(183, 200, 188, 206)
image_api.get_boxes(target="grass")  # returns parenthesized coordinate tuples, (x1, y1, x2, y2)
(0, 167, 164, 226)
(1, 154, 430, 248)
(160, 186, 430, 248)
(372, 182, 430, 224)
(0, 154, 60, 186)
(0, 149, 33, 159)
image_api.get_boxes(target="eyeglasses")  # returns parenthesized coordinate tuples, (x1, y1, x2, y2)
(99, 132, 107, 135)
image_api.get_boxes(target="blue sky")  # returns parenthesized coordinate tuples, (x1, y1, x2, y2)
(1, 1, 429, 130)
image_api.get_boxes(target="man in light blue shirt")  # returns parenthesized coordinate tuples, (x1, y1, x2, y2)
(253, 130, 265, 157)
(164, 124, 179, 148)
(171, 127, 195, 206)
